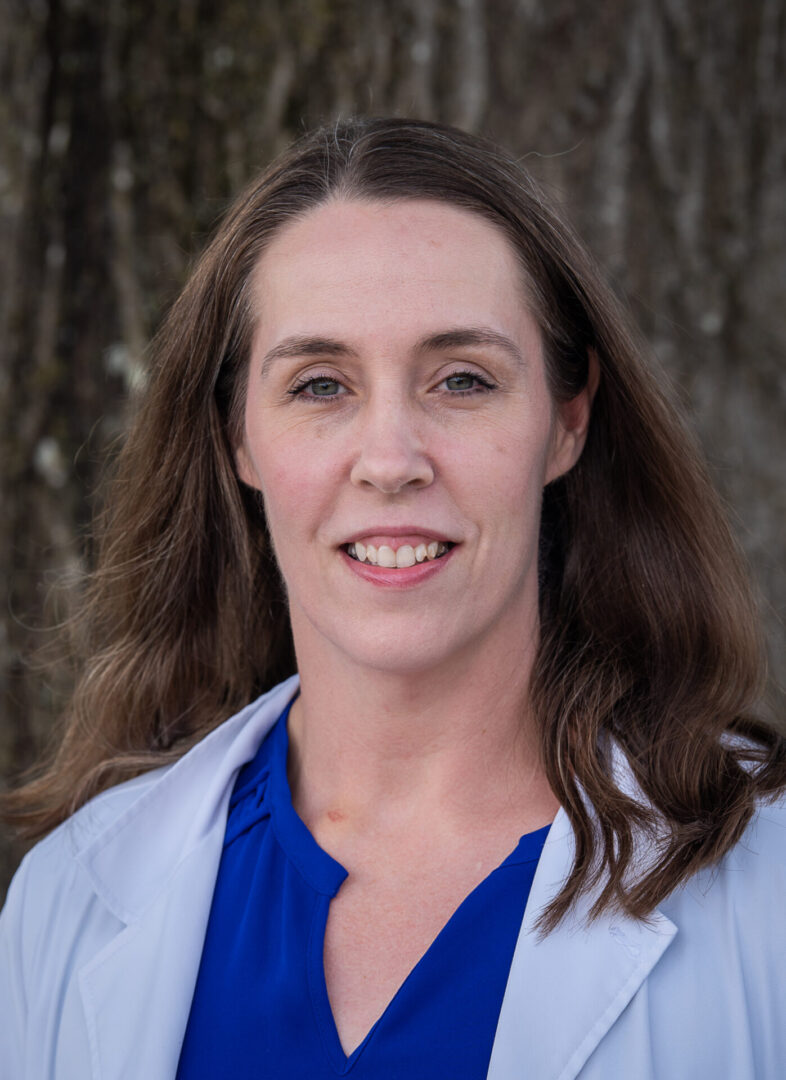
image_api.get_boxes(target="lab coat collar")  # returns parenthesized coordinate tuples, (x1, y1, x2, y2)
(75, 674, 300, 924)
(488, 751, 678, 1079)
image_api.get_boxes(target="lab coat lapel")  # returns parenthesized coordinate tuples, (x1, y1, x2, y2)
(75, 676, 300, 1080)
(487, 809, 677, 1080)
(77, 835, 222, 1080)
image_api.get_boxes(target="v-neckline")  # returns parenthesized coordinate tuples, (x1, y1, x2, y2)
(267, 705, 550, 1074)
(305, 826, 550, 1073)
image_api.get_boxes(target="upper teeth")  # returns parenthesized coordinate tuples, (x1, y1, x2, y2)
(348, 541, 448, 567)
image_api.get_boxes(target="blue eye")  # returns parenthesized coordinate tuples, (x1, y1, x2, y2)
(445, 373, 477, 392)
(440, 371, 496, 395)
(307, 378, 341, 396)
(288, 375, 345, 399)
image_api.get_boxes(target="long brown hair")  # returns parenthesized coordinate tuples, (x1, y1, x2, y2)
(4, 118, 784, 930)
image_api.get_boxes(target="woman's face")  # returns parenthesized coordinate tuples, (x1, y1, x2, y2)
(236, 198, 590, 676)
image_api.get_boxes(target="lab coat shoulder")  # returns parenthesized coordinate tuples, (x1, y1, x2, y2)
(0, 770, 165, 1076)
(658, 789, 786, 990)
(489, 791, 786, 1080)
(585, 794, 786, 1079)
(697, 790, 786, 913)
(0, 674, 300, 1080)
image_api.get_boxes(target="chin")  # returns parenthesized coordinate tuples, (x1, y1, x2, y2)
(297, 615, 469, 679)
(354, 645, 455, 677)
(345, 630, 459, 676)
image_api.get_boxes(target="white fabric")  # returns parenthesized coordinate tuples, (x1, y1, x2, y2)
(1, 673, 784, 1079)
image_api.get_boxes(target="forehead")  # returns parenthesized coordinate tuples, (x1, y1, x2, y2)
(249, 198, 538, 346)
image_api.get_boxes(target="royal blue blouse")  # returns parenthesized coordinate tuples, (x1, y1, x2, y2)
(177, 700, 549, 1078)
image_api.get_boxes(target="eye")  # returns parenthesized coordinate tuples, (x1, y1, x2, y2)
(438, 370, 497, 395)
(288, 374, 347, 400)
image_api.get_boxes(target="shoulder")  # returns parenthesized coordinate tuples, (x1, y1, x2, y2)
(0, 675, 299, 1066)
(1, 674, 299, 932)
(727, 793, 786, 871)
(610, 732, 786, 894)
(661, 792, 786, 915)
(608, 737, 786, 981)
(655, 793, 786, 990)
(69, 766, 174, 851)
(696, 791, 785, 893)
(0, 768, 172, 979)
(3, 765, 172, 908)
(0, 779, 162, 1071)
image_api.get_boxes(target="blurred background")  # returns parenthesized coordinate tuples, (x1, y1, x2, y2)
(1, 0, 784, 899)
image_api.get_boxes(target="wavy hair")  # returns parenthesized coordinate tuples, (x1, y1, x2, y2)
(4, 117, 784, 931)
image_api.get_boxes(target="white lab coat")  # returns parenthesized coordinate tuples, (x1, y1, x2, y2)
(1, 674, 784, 1079)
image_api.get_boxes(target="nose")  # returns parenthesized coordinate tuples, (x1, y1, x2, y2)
(349, 398, 434, 493)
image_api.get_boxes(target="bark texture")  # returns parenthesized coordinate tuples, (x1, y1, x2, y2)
(1, 0, 784, 897)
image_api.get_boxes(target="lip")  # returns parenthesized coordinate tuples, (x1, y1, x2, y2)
(340, 525, 458, 546)
(340, 543, 457, 588)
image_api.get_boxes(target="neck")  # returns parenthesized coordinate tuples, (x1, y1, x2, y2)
(286, 609, 558, 838)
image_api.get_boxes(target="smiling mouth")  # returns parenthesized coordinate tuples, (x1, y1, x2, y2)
(345, 541, 455, 568)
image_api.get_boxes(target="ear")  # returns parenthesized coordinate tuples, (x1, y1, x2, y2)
(544, 348, 600, 485)
(234, 442, 261, 491)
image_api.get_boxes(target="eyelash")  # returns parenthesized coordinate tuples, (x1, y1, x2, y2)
(287, 369, 498, 401)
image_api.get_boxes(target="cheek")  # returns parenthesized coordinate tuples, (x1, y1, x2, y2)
(484, 420, 555, 499)
(251, 434, 336, 546)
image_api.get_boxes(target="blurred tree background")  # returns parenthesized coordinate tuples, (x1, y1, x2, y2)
(1, 0, 784, 899)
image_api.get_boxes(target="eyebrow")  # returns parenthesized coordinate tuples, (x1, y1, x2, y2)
(259, 337, 358, 379)
(422, 328, 525, 368)
(258, 326, 526, 379)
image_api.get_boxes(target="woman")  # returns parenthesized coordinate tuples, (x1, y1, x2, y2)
(1, 117, 784, 1079)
